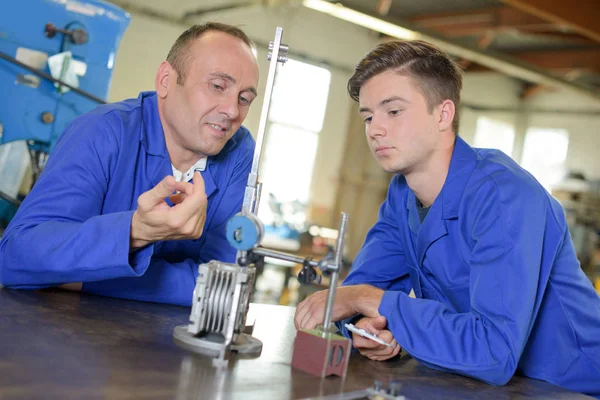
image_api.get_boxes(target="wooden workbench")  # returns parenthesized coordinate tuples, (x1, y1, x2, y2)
(0, 288, 592, 399)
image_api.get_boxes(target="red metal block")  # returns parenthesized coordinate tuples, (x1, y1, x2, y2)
(291, 329, 351, 378)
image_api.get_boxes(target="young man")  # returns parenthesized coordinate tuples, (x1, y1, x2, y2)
(0, 23, 260, 306)
(294, 40, 600, 396)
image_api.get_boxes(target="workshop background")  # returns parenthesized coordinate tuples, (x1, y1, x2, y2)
(1, 0, 599, 305)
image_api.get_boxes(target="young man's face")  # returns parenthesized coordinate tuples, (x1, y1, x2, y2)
(358, 69, 444, 175)
(158, 31, 259, 158)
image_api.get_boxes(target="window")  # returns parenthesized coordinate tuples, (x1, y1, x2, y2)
(473, 116, 515, 157)
(521, 128, 569, 191)
(261, 123, 319, 204)
(257, 59, 331, 224)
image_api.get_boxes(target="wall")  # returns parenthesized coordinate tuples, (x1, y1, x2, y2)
(109, 13, 182, 102)
(459, 72, 525, 152)
(526, 90, 600, 180)
(459, 72, 600, 183)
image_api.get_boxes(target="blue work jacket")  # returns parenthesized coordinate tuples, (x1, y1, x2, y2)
(0, 92, 254, 306)
(338, 136, 600, 397)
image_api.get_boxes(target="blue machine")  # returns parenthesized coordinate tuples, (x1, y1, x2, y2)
(0, 0, 130, 226)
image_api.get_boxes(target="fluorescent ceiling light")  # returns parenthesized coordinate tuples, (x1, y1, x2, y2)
(303, 0, 418, 40)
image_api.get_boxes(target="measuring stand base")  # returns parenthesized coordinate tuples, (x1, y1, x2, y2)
(173, 325, 262, 358)
(292, 329, 351, 378)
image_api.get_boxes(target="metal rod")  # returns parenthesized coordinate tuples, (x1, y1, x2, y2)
(241, 27, 286, 214)
(0, 50, 107, 104)
(252, 247, 320, 268)
(322, 212, 349, 333)
(252, 182, 263, 215)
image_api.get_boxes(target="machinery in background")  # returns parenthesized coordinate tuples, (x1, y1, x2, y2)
(0, 0, 130, 227)
(172, 27, 353, 378)
(552, 173, 600, 292)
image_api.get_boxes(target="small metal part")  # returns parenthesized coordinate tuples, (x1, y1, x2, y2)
(44, 23, 57, 38)
(253, 247, 320, 268)
(267, 41, 289, 63)
(173, 261, 260, 359)
(44, 23, 88, 44)
(40, 112, 54, 124)
(71, 28, 88, 45)
(298, 258, 321, 285)
(253, 181, 263, 215)
(298, 380, 408, 400)
(318, 251, 335, 276)
(310, 381, 409, 400)
(226, 213, 264, 251)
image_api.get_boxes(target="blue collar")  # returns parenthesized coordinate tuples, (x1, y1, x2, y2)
(439, 136, 478, 219)
(140, 92, 168, 157)
(406, 136, 477, 221)
(405, 136, 478, 265)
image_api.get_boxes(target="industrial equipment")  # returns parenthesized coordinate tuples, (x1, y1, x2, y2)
(172, 27, 353, 378)
(0, 0, 129, 224)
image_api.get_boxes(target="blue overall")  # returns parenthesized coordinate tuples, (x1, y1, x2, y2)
(338, 137, 600, 397)
(0, 92, 254, 306)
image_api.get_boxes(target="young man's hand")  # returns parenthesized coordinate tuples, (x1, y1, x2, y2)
(130, 171, 207, 250)
(353, 316, 401, 361)
(294, 284, 384, 330)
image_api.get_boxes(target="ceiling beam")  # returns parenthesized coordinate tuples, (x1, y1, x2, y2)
(509, 48, 600, 72)
(458, 31, 496, 69)
(518, 68, 591, 101)
(513, 31, 595, 46)
(408, 6, 556, 37)
(520, 82, 550, 99)
(376, 0, 393, 16)
(182, 2, 255, 20)
(499, 0, 600, 43)
(408, 6, 594, 46)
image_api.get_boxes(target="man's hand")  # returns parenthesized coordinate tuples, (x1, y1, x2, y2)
(130, 171, 207, 250)
(294, 284, 384, 330)
(353, 316, 401, 361)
